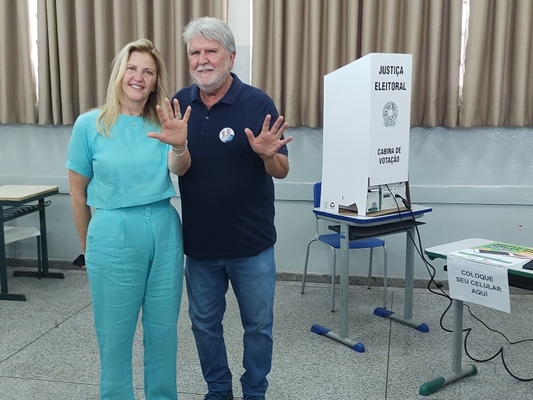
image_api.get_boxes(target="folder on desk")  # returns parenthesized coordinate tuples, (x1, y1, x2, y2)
(453, 241, 533, 269)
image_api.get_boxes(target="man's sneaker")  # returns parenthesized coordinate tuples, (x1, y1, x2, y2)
(242, 396, 265, 400)
(204, 391, 234, 400)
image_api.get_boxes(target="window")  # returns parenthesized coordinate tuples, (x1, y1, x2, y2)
(459, 0, 470, 102)
(28, 0, 38, 101)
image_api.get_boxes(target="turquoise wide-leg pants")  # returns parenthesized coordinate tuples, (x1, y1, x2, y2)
(85, 199, 183, 400)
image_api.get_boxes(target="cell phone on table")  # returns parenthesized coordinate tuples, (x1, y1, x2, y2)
(522, 260, 533, 270)
(473, 248, 511, 256)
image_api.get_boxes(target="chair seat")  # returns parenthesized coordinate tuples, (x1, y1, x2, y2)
(302, 182, 388, 312)
(4, 226, 41, 245)
(3, 226, 43, 278)
(317, 234, 384, 250)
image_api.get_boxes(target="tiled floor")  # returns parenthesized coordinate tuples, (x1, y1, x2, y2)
(1, 267, 533, 399)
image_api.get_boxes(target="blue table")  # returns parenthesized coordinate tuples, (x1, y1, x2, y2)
(310, 205, 432, 352)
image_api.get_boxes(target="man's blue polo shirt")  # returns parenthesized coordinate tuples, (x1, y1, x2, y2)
(173, 73, 288, 259)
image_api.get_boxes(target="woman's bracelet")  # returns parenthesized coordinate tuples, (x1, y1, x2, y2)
(172, 140, 188, 157)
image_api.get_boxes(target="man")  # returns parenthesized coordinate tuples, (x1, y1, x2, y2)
(168, 16, 292, 400)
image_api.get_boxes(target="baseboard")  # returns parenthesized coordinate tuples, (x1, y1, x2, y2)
(8, 258, 531, 295)
(6, 257, 76, 270)
(290, 271, 449, 290)
(7, 258, 448, 288)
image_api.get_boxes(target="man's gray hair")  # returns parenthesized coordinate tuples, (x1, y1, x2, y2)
(183, 17, 236, 54)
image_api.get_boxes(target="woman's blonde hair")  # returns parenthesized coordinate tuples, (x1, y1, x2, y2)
(96, 38, 169, 136)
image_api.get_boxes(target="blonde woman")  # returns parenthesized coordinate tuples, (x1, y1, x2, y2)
(66, 38, 190, 400)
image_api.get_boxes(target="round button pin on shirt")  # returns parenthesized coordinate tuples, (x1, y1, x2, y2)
(219, 127, 235, 143)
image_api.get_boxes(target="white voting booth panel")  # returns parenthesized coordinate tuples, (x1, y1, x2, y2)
(321, 53, 412, 216)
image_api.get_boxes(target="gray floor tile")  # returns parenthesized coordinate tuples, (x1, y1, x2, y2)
(0, 268, 91, 360)
(387, 288, 533, 399)
(273, 282, 390, 399)
(0, 377, 100, 400)
(2, 269, 533, 399)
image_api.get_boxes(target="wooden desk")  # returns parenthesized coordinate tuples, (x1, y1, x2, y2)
(0, 185, 64, 301)
(310, 205, 433, 352)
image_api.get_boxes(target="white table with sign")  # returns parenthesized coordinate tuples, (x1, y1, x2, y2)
(420, 238, 533, 396)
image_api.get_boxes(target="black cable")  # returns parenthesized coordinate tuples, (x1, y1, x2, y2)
(462, 303, 533, 381)
(384, 185, 449, 298)
(382, 185, 454, 333)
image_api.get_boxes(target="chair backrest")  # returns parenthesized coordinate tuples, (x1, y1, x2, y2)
(313, 182, 322, 208)
(312, 182, 323, 239)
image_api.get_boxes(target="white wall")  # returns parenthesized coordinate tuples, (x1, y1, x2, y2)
(2, 123, 533, 283)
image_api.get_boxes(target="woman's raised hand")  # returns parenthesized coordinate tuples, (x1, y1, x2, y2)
(147, 98, 191, 148)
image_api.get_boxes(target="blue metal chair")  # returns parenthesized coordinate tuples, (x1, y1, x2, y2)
(301, 182, 388, 312)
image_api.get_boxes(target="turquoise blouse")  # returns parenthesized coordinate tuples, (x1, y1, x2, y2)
(66, 109, 175, 209)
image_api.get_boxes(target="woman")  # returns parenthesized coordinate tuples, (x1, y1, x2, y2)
(66, 38, 190, 400)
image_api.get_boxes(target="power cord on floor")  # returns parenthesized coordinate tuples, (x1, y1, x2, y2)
(386, 184, 533, 381)
(463, 303, 533, 381)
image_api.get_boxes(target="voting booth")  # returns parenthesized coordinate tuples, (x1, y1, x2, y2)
(320, 53, 413, 216)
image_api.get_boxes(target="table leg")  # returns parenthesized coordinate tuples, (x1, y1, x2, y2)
(404, 226, 415, 319)
(1, 206, 26, 301)
(310, 221, 365, 352)
(0, 205, 7, 294)
(374, 227, 429, 332)
(419, 299, 477, 396)
(339, 221, 349, 338)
